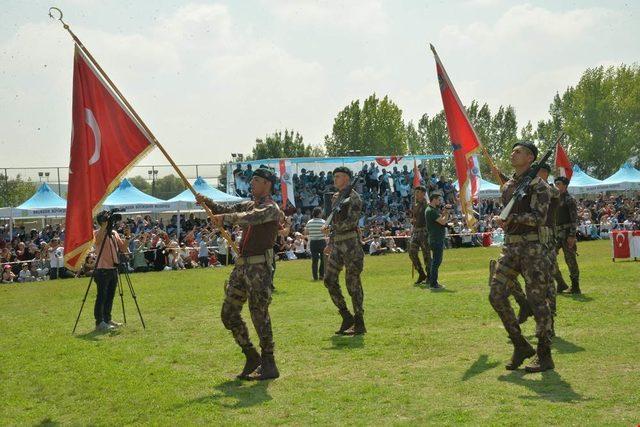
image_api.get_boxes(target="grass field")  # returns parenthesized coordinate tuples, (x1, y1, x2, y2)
(1, 239, 639, 425)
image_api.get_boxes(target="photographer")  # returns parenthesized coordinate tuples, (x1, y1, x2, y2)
(93, 211, 128, 332)
(425, 192, 451, 290)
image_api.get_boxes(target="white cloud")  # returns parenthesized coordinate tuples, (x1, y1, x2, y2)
(440, 3, 618, 53)
(266, 0, 389, 35)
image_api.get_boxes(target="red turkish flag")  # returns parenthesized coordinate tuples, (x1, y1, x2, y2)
(555, 142, 573, 181)
(431, 45, 480, 227)
(413, 158, 422, 188)
(611, 230, 631, 260)
(64, 46, 153, 270)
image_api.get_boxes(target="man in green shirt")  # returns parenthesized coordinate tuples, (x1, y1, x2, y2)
(425, 192, 450, 290)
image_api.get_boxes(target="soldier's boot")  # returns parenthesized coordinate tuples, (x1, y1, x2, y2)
(344, 313, 366, 335)
(335, 310, 355, 335)
(525, 342, 555, 373)
(248, 352, 279, 381)
(556, 277, 569, 293)
(236, 346, 261, 380)
(414, 268, 428, 285)
(570, 278, 581, 294)
(516, 301, 533, 325)
(505, 335, 535, 370)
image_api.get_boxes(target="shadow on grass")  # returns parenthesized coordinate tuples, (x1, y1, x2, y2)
(178, 379, 272, 409)
(553, 336, 586, 354)
(462, 354, 500, 381)
(75, 328, 120, 341)
(559, 293, 593, 303)
(35, 418, 60, 426)
(498, 370, 587, 403)
(324, 334, 365, 350)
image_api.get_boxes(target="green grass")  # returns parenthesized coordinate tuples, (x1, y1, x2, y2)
(1, 240, 639, 425)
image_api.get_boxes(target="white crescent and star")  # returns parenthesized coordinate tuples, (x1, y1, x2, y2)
(85, 108, 101, 165)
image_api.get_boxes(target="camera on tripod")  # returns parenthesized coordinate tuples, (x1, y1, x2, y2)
(96, 208, 124, 227)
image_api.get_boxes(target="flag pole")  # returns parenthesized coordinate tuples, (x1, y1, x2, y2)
(49, 8, 240, 255)
(429, 44, 505, 187)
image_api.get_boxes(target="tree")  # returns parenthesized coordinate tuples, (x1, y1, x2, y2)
(252, 130, 315, 160)
(128, 176, 151, 194)
(538, 65, 640, 178)
(325, 94, 407, 156)
(0, 174, 37, 207)
(153, 175, 186, 200)
(406, 121, 421, 154)
(418, 112, 454, 176)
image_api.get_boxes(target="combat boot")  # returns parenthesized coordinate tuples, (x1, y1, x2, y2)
(335, 310, 354, 335)
(570, 278, 581, 294)
(414, 269, 428, 285)
(517, 302, 533, 324)
(556, 278, 569, 293)
(525, 342, 555, 373)
(344, 313, 366, 335)
(248, 352, 279, 380)
(236, 346, 261, 380)
(505, 335, 535, 370)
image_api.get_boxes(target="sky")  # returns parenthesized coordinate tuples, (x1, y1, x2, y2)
(1, 0, 638, 172)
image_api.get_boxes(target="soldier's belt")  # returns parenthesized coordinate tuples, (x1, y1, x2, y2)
(504, 233, 542, 244)
(332, 231, 358, 242)
(556, 224, 573, 231)
(235, 253, 269, 266)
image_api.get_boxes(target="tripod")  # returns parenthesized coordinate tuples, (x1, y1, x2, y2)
(72, 216, 145, 333)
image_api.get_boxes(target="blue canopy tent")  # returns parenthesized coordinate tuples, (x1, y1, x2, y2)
(590, 162, 640, 192)
(0, 182, 67, 218)
(453, 177, 502, 198)
(101, 178, 171, 212)
(168, 176, 244, 210)
(566, 165, 603, 194)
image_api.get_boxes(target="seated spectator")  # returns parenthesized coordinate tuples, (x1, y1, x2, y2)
(18, 263, 36, 282)
(2, 264, 16, 283)
(369, 236, 386, 256)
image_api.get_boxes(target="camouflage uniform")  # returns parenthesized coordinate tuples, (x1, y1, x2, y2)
(408, 199, 431, 280)
(324, 189, 365, 319)
(554, 191, 580, 289)
(489, 171, 554, 348)
(204, 196, 280, 354)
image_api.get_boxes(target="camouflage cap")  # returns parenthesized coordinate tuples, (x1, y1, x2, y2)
(534, 161, 551, 172)
(252, 167, 277, 188)
(512, 140, 538, 160)
(333, 166, 353, 178)
(554, 176, 570, 185)
(414, 185, 427, 192)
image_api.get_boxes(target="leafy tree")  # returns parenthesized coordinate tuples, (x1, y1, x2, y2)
(325, 94, 406, 156)
(0, 174, 37, 207)
(406, 121, 421, 154)
(252, 130, 315, 160)
(537, 65, 640, 178)
(128, 176, 151, 194)
(153, 175, 186, 200)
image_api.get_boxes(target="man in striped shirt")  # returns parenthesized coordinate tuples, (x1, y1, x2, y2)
(305, 207, 326, 280)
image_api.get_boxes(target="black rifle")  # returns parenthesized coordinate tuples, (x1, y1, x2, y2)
(325, 177, 356, 230)
(499, 133, 566, 221)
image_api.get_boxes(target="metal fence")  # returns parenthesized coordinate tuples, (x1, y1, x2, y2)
(1, 163, 225, 199)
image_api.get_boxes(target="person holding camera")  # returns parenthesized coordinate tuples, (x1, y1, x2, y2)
(424, 192, 450, 290)
(93, 211, 128, 332)
(196, 167, 282, 381)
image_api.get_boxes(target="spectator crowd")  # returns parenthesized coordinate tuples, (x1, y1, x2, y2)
(1, 164, 639, 284)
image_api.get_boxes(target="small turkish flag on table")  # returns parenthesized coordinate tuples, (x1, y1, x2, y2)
(610, 230, 640, 261)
